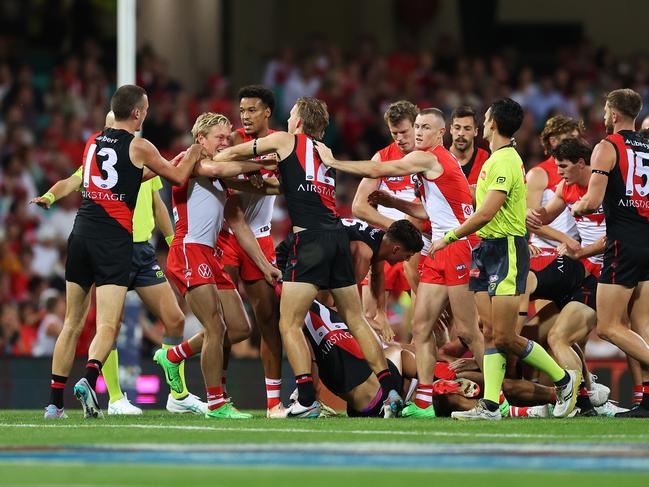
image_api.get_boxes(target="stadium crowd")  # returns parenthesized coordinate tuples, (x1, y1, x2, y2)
(0, 33, 643, 368)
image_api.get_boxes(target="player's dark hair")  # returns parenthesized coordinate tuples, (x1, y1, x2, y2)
(451, 105, 478, 125)
(110, 84, 147, 121)
(295, 97, 329, 139)
(386, 220, 423, 253)
(384, 100, 419, 126)
(607, 88, 642, 120)
(238, 85, 276, 115)
(488, 98, 523, 138)
(552, 138, 592, 166)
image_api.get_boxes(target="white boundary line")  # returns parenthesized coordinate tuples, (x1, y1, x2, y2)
(1, 423, 648, 441)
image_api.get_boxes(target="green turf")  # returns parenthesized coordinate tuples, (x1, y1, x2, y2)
(1, 465, 648, 487)
(1, 410, 649, 445)
(1, 410, 648, 487)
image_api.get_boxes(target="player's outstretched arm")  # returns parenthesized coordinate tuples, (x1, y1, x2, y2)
(213, 132, 293, 162)
(195, 159, 272, 179)
(30, 168, 82, 209)
(315, 141, 430, 178)
(573, 141, 614, 216)
(131, 139, 204, 185)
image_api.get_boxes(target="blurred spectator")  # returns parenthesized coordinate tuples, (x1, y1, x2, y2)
(32, 290, 65, 357)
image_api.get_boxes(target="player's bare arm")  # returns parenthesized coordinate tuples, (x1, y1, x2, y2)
(224, 196, 281, 286)
(558, 235, 606, 260)
(224, 176, 282, 195)
(351, 153, 395, 230)
(195, 158, 272, 179)
(213, 131, 294, 162)
(526, 166, 550, 209)
(572, 141, 615, 216)
(368, 260, 393, 342)
(152, 191, 174, 242)
(368, 190, 428, 220)
(430, 189, 506, 255)
(315, 141, 437, 179)
(131, 139, 204, 185)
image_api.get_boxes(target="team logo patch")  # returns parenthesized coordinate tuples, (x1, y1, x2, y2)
(461, 203, 473, 217)
(456, 263, 467, 272)
(183, 269, 192, 278)
(156, 271, 165, 278)
(489, 274, 499, 283)
(496, 176, 506, 184)
(152, 264, 161, 271)
(198, 263, 213, 279)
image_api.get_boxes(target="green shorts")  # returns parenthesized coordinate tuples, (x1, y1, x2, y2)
(469, 236, 529, 296)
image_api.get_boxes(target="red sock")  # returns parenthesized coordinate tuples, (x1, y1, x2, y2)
(206, 386, 225, 411)
(508, 405, 530, 417)
(414, 384, 433, 409)
(499, 391, 506, 405)
(578, 384, 589, 397)
(166, 341, 193, 363)
(265, 378, 282, 409)
(221, 373, 229, 399)
(633, 385, 643, 405)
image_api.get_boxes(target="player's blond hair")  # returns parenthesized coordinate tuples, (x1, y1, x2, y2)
(191, 112, 232, 142)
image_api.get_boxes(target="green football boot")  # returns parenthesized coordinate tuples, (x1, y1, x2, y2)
(205, 402, 253, 419)
(401, 402, 436, 418)
(153, 349, 183, 394)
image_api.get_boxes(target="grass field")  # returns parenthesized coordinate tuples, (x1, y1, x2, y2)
(1, 410, 649, 486)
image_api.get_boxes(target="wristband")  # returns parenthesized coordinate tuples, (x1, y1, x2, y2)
(165, 235, 174, 247)
(443, 230, 459, 244)
(42, 192, 56, 205)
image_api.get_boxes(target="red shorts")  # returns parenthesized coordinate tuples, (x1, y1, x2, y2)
(360, 261, 411, 293)
(167, 243, 235, 296)
(581, 258, 602, 279)
(420, 239, 473, 286)
(216, 230, 277, 281)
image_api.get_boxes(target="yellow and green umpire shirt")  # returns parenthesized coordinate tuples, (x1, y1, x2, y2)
(72, 166, 162, 243)
(475, 146, 527, 239)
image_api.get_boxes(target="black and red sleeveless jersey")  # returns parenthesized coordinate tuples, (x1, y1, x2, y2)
(278, 134, 340, 230)
(603, 130, 649, 243)
(461, 146, 490, 185)
(72, 128, 143, 239)
(341, 218, 384, 258)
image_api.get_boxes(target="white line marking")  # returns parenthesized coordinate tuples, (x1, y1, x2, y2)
(0, 423, 648, 441)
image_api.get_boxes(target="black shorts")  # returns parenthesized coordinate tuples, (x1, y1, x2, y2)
(469, 236, 529, 296)
(531, 254, 585, 309)
(570, 274, 598, 311)
(314, 337, 373, 396)
(128, 242, 167, 291)
(66, 234, 132, 288)
(600, 238, 649, 287)
(346, 360, 403, 418)
(283, 229, 356, 289)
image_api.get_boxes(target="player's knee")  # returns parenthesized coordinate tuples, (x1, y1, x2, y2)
(163, 310, 185, 337)
(596, 322, 614, 343)
(546, 328, 564, 350)
(493, 333, 515, 351)
(412, 323, 432, 344)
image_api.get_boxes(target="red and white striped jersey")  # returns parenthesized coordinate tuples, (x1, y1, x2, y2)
(234, 128, 276, 237)
(171, 174, 227, 248)
(562, 181, 605, 266)
(375, 142, 418, 221)
(418, 145, 476, 241)
(529, 157, 578, 248)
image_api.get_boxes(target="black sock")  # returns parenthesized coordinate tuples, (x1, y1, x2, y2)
(482, 399, 500, 412)
(295, 374, 316, 407)
(640, 381, 649, 410)
(84, 359, 102, 390)
(576, 381, 594, 410)
(376, 369, 396, 395)
(49, 375, 67, 409)
(554, 371, 570, 387)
